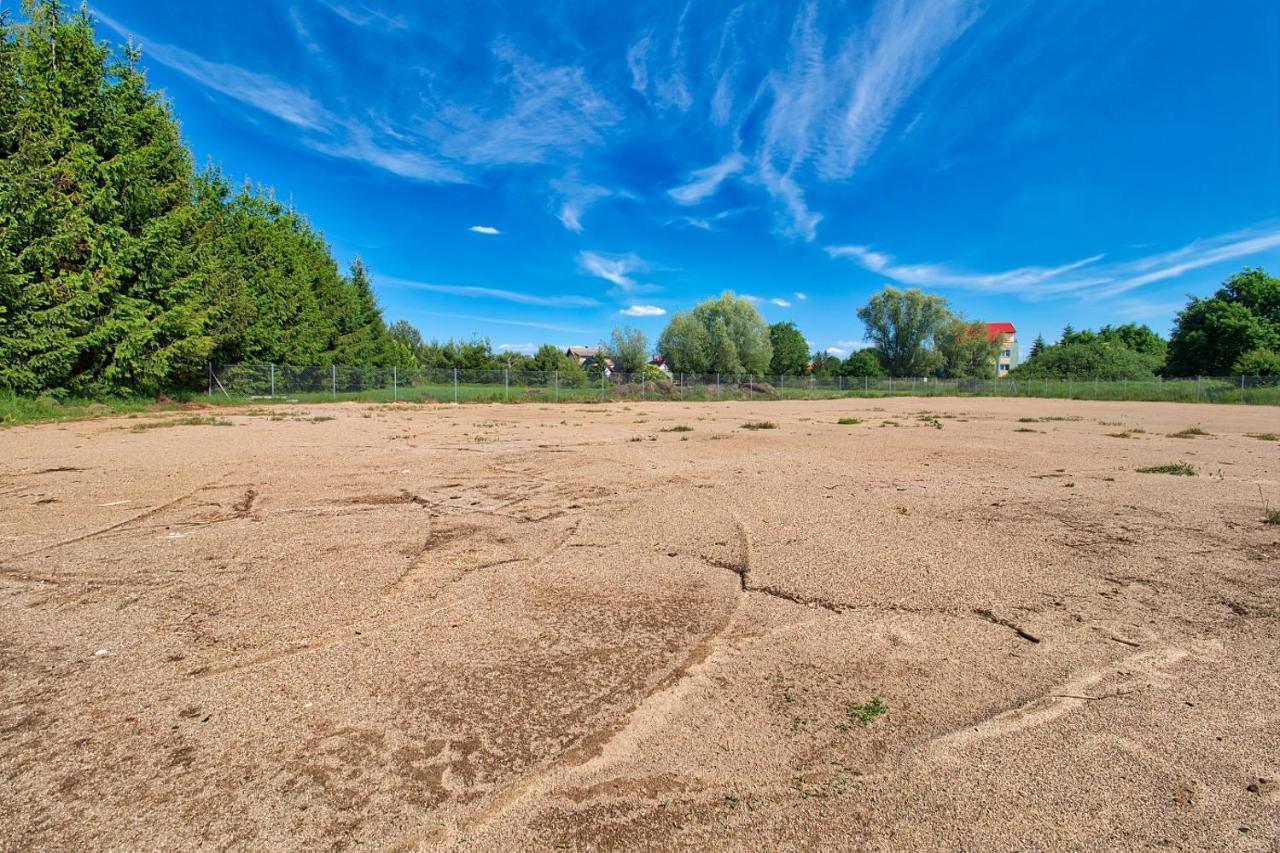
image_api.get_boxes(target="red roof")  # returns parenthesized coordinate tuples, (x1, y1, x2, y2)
(985, 322, 1016, 340)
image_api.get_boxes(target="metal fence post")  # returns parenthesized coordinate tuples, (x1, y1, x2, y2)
(270, 363, 275, 398)
(554, 370, 559, 403)
(393, 366, 398, 402)
(331, 364, 336, 399)
(453, 367, 458, 403)
(207, 362, 213, 399)
(748, 375, 753, 400)
(1241, 374, 1246, 403)
(504, 368, 509, 402)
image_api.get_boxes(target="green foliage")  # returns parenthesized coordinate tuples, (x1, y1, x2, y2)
(603, 326, 649, 373)
(844, 697, 888, 726)
(1012, 323, 1166, 381)
(1167, 268, 1280, 375)
(1011, 340, 1160, 380)
(741, 421, 777, 430)
(1233, 347, 1280, 376)
(638, 363, 669, 383)
(0, 5, 404, 395)
(935, 318, 1001, 379)
(839, 349, 884, 377)
(1136, 462, 1197, 476)
(856, 287, 949, 376)
(659, 292, 771, 375)
(768, 321, 809, 375)
(1028, 334, 1046, 359)
(808, 351, 841, 377)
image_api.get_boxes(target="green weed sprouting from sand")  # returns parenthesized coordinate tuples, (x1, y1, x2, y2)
(1168, 426, 1209, 438)
(845, 697, 888, 726)
(1136, 462, 1197, 476)
(1014, 427, 1038, 433)
(129, 416, 232, 432)
(1248, 432, 1277, 441)
(837, 417, 861, 425)
(742, 421, 777, 430)
(1018, 417, 1039, 423)
(661, 425, 694, 432)
(1260, 487, 1280, 525)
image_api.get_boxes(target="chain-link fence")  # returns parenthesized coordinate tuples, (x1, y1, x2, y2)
(207, 364, 1280, 405)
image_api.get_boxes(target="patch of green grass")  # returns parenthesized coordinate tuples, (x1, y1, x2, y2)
(661, 425, 694, 432)
(1169, 426, 1209, 438)
(1018, 417, 1040, 423)
(836, 417, 861, 425)
(881, 420, 900, 427)
(129, 415, 232, 432)
(844, 697, 888, 726)
(741, 421, 777, 430)
(1248, 432, 1278, 441)
(1136, 462, 1197, 476)
(1013, 427, 1039, 433)
(1, 393, 185, 427)
(1265, 510, 1280, 526)
(307, 415, 335, 423)
(917, 415, 943, 429)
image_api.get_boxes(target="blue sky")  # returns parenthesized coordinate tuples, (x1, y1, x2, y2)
(80, 0, 1280, 357)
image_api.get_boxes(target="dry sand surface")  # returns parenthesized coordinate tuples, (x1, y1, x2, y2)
(1, 397, 1278, 851)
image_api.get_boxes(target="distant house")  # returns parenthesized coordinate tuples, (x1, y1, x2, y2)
(566, 346, 613, 374)
(985, 322, 1018, 375)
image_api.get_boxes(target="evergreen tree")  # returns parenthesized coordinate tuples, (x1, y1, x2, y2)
(0, 4, 406, 394)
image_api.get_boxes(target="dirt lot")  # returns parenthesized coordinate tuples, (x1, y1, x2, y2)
(1, 397, 1278, 851)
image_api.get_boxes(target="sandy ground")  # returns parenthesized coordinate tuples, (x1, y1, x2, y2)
(1, 397, 1278, 851)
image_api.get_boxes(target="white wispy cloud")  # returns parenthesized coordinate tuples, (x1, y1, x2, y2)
(740, 294, 763, 304)
(627, 35, 651, 92)
(668, 152, 746, 205)
(316, 1, 409, 31)
(669, 207, 748, 231)
(826, 347, 847, 356)
(577, 251, 652, 292)
(380, 276, 598, 307)
(550, 177, 626, 233)
(469, 225, 501, 235)
(743, 0, 980, 239)
(826, 223, 1280, 299)
(412, 310, 592, 334)
(620, 304, 667, 317)
(95, 11, 463, 182)
(835, 339, 871, 350)
(96, 11, 333, 131)
(442, 42, 620, 167)
(795, 292, 808, 301)
(498, 343, 537, 354)
(770, 297, 792, 308)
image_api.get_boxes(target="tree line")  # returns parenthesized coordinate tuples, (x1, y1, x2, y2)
(0, 3, 408, 397)
(386, 267, 1279, 384)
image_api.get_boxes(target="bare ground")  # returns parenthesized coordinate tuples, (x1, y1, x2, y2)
(1, 397, 1277, 851)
